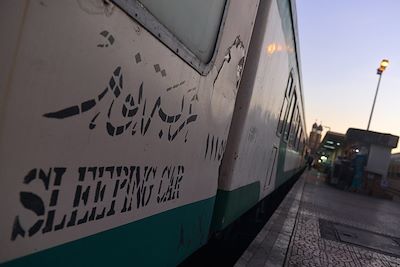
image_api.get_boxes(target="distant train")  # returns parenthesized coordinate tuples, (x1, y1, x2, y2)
(0, 0, 306, 266)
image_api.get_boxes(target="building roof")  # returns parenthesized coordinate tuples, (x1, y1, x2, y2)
(346, 128, 399, 148)
(318, 131, 346, 151)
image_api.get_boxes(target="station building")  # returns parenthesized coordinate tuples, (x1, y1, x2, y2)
(315, 128, 399, 198)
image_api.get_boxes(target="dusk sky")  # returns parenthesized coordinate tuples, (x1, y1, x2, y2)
(296, 0, 400, 152)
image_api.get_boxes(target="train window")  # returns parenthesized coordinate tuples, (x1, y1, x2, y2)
(295, 114, 301, 144)
(289, 114, 300, 149)
(277, 74, 294, 135)
(284, 93, 297, 142)
(296, 128, 303, 151)
(297, 120, 303, 149)
(294, 113, 301, 145)
(289, 109, 299, 147)
(113, 0, 227, 73)
(276, 99, 288, 135)
(295, 131, 303, 151)
(298, 136, 304, 154)
(285, 73, 294, 98)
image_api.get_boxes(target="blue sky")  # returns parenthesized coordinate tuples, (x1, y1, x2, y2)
(296, 0, 400, 152)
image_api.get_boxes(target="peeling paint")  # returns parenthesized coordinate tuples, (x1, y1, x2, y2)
(77, 0, 114, 16)
(213, 36, 245, 90)
(210, 36, 245, 123)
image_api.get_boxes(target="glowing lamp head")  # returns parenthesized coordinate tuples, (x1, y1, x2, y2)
(377, 59, 389, 74)
(380, 59, 389, 68)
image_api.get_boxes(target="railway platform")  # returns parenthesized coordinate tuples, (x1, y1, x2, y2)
(236, 170, 400, 267)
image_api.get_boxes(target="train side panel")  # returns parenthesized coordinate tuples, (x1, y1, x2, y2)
(0, 0, 259, 266)
(275, 0, 307, 187)
(212, 0, 306, 231)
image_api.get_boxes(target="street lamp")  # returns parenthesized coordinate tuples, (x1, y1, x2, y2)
(366, 59, 389, 131)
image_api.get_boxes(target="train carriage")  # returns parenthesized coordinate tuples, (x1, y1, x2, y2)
(0, 0, 306, 266)
(212, 0, 307, 232)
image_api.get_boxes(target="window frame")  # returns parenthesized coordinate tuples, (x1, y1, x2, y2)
(284, 92, 297, 142)
(277, 72, 294, 136)
(289, 108, 300, 147)
(276, 98, 289, 136)
(112, 0, 230, 75)
(286, 73, 294, 98)
(295, 127, 303, 151)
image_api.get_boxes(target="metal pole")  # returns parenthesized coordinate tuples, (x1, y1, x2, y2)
(367, 73, 382, 131)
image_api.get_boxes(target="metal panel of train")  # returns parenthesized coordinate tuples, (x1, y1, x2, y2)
(0, 0, 306, 266)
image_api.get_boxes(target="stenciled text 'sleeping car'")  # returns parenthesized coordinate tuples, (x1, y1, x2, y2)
(0, 0, 306, 266)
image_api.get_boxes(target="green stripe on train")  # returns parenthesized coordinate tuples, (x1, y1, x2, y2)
(2, 197, 215, 267)
(210, 182, 260, 232)
(210, 140, 301, 232)
(275, 140, 298, 188)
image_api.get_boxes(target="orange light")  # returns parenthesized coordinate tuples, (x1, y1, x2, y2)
(267, 43, 292, 55)
(267, 43, 276, 55)
(380, 59, 389, 68)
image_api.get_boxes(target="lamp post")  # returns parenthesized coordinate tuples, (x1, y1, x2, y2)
(367, 59, 389, 131)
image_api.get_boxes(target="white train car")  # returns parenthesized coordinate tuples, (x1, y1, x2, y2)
(0, 0, 306, 266)
(211, 0, 307, 231)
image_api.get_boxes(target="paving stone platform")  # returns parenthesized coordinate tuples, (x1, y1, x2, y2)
(236, 170, 400, 267)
